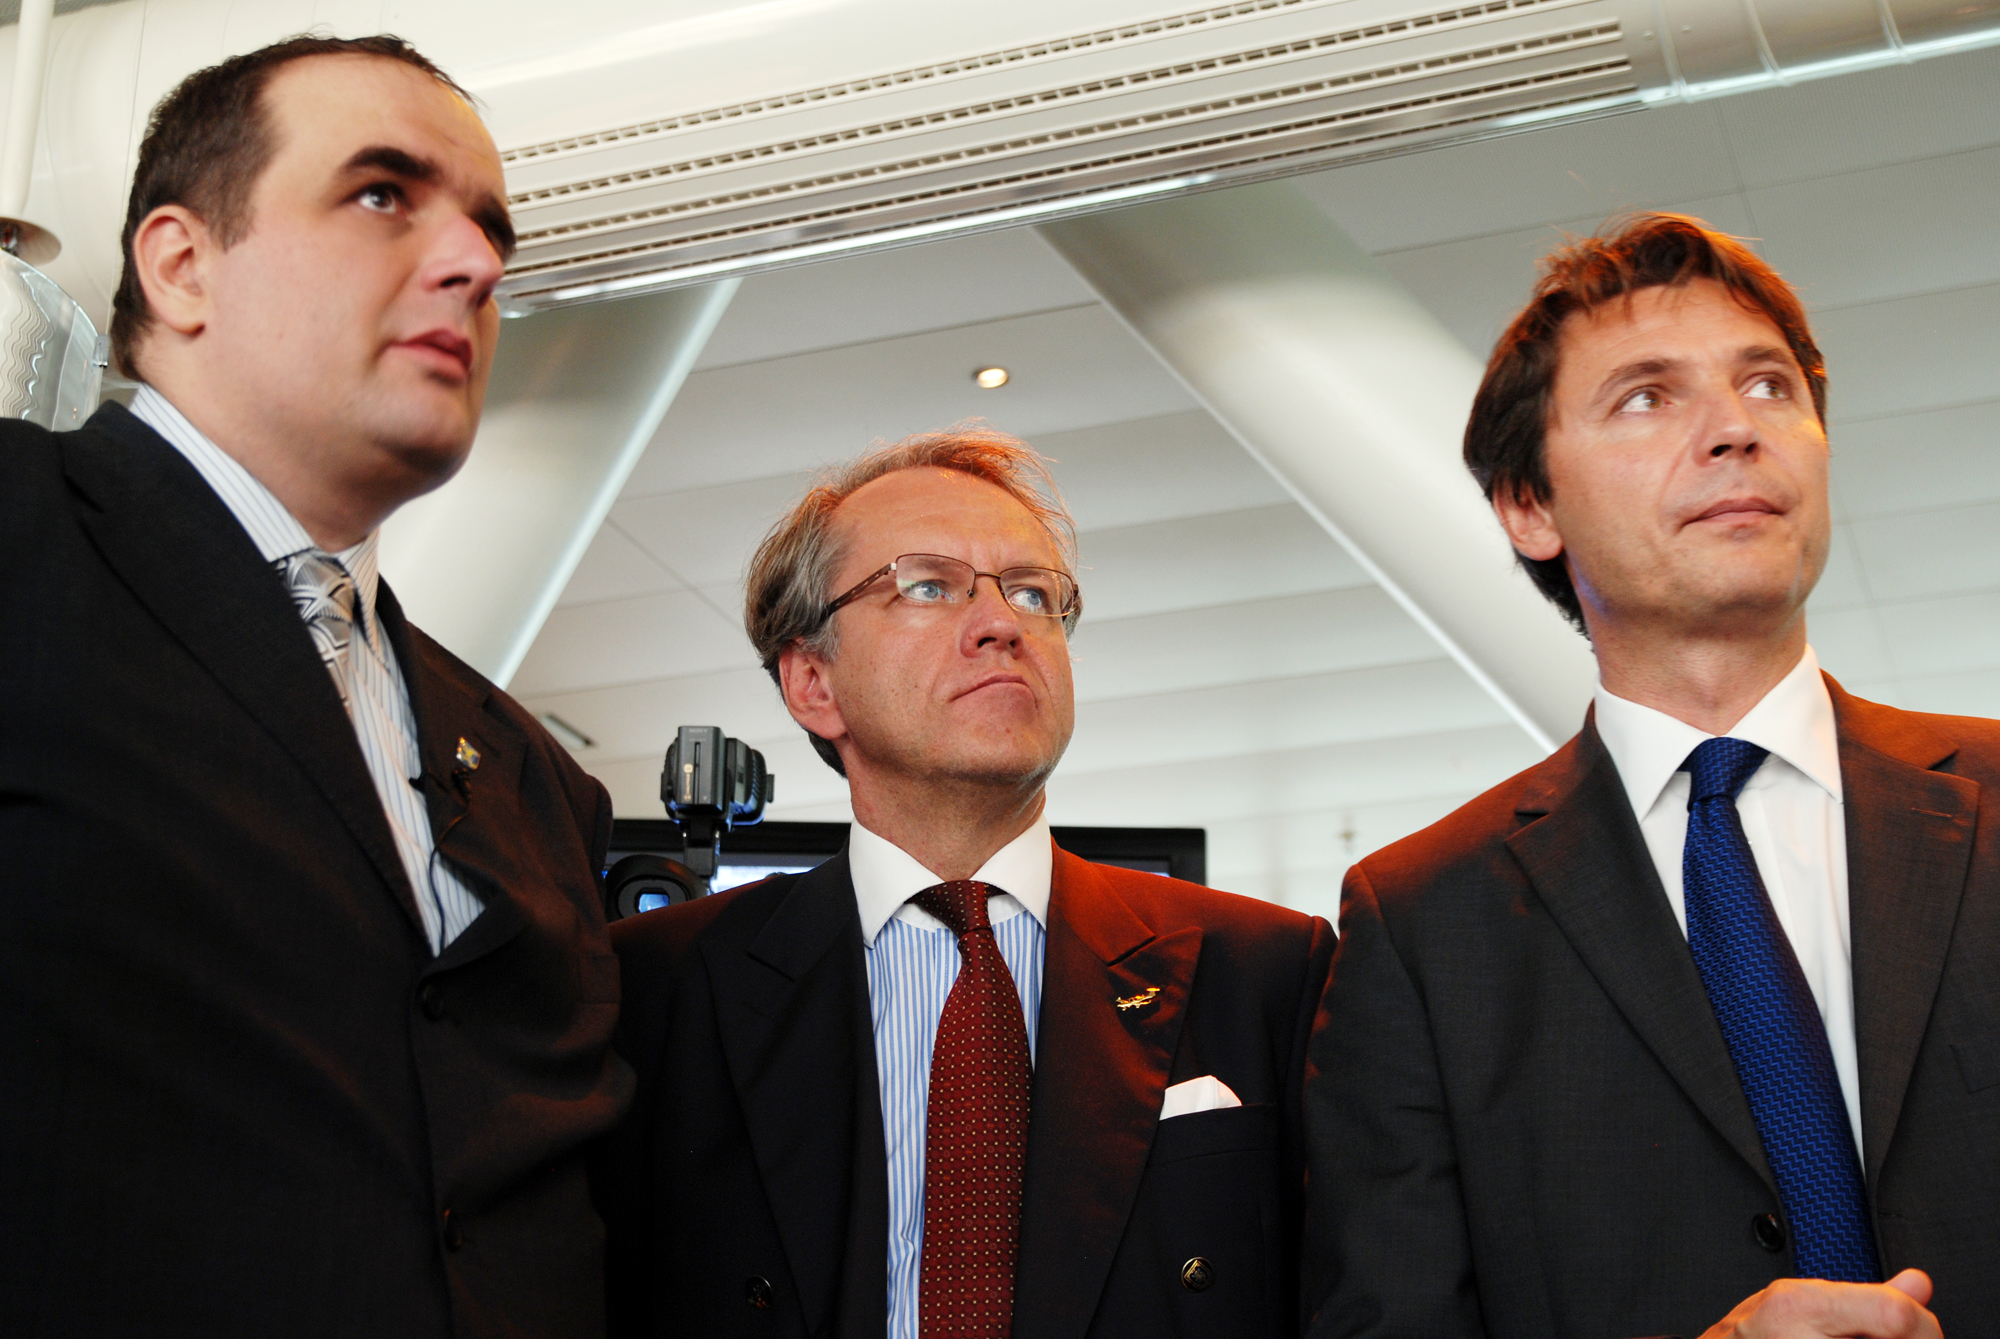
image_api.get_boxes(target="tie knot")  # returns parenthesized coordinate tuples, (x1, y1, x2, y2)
(278, 549, 358, 628)
(1683, 736, 1769, 804)
(912, 880, 993, 938)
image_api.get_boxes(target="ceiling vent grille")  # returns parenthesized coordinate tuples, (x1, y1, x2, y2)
(492, 0, 1998, 309)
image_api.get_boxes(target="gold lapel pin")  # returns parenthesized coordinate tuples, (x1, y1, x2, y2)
(1114, 986, 1161, 1013)
(455, 737, 481, 772)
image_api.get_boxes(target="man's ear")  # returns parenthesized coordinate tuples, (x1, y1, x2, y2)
(1492, 483, 1564, 564)
(778, 644, 848, 748)
(129, 205, 217, 340)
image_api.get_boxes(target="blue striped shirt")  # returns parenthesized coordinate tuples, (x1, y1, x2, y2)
(131, 386, 483, 953)
(851, 818, 1050, 1339)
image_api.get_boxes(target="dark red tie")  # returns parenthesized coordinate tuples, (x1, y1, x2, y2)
(912, 880, 1032, 1339)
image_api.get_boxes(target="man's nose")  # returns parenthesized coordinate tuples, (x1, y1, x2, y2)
(426, 211, 507, 306)
(964, 576, 1026, 645)
(1697, 385, 1759, 460)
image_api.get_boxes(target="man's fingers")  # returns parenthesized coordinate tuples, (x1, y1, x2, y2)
(1885, 1268, 1933, 1305)
(1698, 1274, 1941, 1339)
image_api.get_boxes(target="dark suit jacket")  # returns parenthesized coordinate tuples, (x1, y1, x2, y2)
(1303, 679, 2000, 1338)
(0, 404, 633, 1337)
(598, 844, 1335, 1338)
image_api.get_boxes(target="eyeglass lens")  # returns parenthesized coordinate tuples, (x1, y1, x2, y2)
(892, 554, 1075, 617)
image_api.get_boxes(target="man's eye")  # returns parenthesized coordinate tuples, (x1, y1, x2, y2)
(901, 579, 950, 604)
(1746, 376, 1788, 400)
(1617, 388, 1663, 413)
(358, 184, 400, 214)
(1007, 585, 1052, 614)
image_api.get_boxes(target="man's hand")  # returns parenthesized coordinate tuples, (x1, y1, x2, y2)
(1699, 1270, 1938, 1339)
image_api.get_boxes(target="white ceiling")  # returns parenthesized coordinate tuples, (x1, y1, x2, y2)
(514, 41, 2000, 922)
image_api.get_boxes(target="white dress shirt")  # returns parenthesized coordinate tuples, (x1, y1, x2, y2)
(852, 815, 1051, 1339)
(131, 386, 483, 953)
(1593, 646, 1860, 1148)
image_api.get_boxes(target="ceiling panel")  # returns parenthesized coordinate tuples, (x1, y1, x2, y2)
(1714, 43, 2000, 189)
(1828, 399, 2000, 521)
(1875, 590, 2000, 679)
(1807, 522, 1871, 612)
(1068, 587, 1438, 704)
(1059, 659, 1507, 776)
(1849, 499, 2000, 603)
(555, 520, 685, 608)
(621, 304, 1198, 497)
(1808, 605, 1896, 685)
(693, 228, 1097, 371)
(1294, 100, 1739, 254)
(1753, 146, 2000, 312)
(1814, 281, 2000, 423)
(1376, 191, 1756, 357)
(1893, 667, 2000, 719)
(612, 471, 814, 583)
(511, 587, 752, 697)
(1073, 504, 1368, 623)
(1035, 411, 1293, 531)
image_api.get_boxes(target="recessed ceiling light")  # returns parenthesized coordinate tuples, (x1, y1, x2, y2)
(973, 366, 1009, 389)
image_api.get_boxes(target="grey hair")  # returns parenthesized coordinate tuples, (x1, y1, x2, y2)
(743, 424, 1080, 775)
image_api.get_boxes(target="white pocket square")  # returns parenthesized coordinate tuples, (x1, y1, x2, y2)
(1160, 1074, 1242, 1120)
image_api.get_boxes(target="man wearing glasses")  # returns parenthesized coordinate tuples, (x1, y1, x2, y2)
(594, 427, 1334, 1339)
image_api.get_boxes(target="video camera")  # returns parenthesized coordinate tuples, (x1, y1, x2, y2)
(602, 727, 775, 920)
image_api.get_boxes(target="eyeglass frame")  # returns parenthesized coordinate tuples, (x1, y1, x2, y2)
(817, 553, 1081, 629)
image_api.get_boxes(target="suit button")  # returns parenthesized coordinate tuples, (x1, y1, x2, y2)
(1180, 1257, 1215, 1292)
(441, 1209, 463, 1251)
(1751, 1212, 1786, 1253)
(745, 1276, 774, 1309)
(419, 981, 446, 1022)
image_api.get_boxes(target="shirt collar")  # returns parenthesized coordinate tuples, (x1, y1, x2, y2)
(131, 384, 382, 640)
(1594, 645, 1841, 822)
(849, 811, 1053, 945)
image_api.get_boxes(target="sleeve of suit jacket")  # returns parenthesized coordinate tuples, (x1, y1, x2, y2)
(1302, 863, 1486, 1338)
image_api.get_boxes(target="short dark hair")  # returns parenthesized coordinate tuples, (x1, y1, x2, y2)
(1462, 212, 1827, 634)
(110, 34, 475, 379)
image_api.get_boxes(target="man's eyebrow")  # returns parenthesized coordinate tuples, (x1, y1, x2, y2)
(1735, 344, 1796, 367)
(340, 144, 516, 262)
(341, 144, 440, 182)
(1595, 357, 1678, 398)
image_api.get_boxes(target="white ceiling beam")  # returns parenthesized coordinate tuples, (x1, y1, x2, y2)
(379, 280, 737, 686)
(1039, 181, 1596, 751)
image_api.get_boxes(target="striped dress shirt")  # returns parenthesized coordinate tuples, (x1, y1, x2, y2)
(131, 386, 483, 953)
(851, 816, 1050, 1339)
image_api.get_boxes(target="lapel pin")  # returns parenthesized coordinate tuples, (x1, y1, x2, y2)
(1114, 986, 1161, 1013)
(455, 737, 481, 772)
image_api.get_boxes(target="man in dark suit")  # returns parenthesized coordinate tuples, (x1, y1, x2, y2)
(0, 36, 629, 1337)
(597, 428, 1334, 1338)
(1304, 213, 1993, 1338)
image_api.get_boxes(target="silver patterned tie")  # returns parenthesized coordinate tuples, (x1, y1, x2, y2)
(276, 549, 359, 711)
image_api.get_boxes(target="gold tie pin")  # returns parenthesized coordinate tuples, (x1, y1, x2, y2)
(1114, 986, 1161, 1012)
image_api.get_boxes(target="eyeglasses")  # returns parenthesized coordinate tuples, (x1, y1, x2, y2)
(819, 553, 1080, 626)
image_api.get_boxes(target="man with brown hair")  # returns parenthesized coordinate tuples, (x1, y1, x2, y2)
(1303, 213, 1999, 1338)
(0, 36, 628, 1337)
(596, 428, 1334, 1338)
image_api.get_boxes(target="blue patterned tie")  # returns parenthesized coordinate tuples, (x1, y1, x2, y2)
(1682, 737, 1878, 1282)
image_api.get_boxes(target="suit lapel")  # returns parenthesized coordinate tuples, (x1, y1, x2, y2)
(378, 590, 532, 973)
(62, 405, 424, 935)
(1508, 720, 1775, 1192)
(706, 854, 884, 1337)
(1014, 849, 1200, 1339)
(1829, 679, 1977, 1187)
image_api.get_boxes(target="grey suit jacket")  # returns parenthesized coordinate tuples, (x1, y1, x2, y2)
(1303, 679, 2000, 1338)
